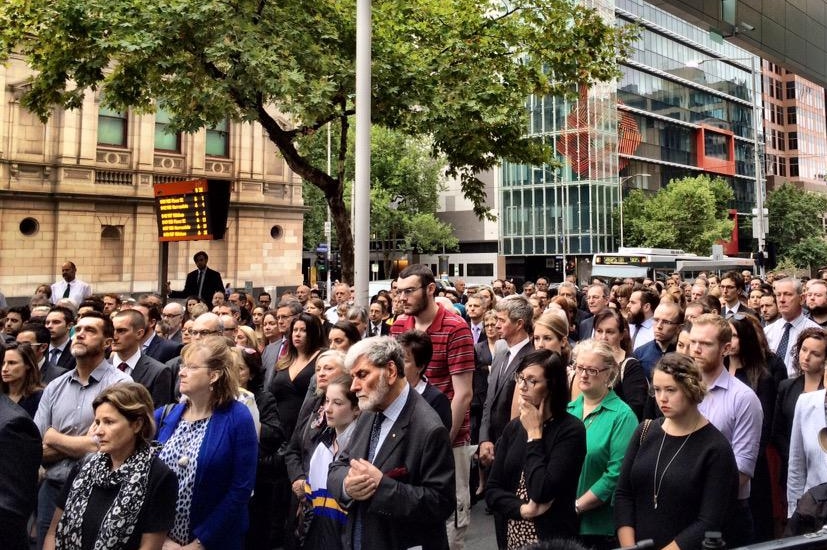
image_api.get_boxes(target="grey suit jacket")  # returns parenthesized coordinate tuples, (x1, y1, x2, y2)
(261, 338, 284, 390)
(328, 387, 455, 550)
(131, 354, 174, 408)
(479, 339, 534, 444)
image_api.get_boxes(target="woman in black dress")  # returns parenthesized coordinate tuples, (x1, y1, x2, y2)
(44, 382, 177, 550)
(615, 353, 738, 549)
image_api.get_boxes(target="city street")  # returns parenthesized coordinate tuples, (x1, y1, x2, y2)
(467, 499, 499, 550)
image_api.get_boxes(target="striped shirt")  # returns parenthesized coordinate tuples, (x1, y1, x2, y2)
(392, 305, 475, 445)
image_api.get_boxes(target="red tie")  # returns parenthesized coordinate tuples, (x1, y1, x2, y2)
(118, 362, 129, 372)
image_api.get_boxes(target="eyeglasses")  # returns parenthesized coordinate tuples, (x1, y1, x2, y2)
(180, 363, 212, 371)
(653, 318, 681, 326)
(188, 329, 219, 337)
(397, 286, 423, 297)
(575, 365, 609, 377)
(514, 373, 542, 388)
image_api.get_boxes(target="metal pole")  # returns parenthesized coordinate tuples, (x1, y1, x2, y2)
(326, 124, 333, 302)
(354, 0, 371, 306)
(619, 182, 625, 249)
(750, 56, 766, 257)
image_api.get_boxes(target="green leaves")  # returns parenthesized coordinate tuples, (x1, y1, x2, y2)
(2, 0, 632, 281)
(620, 175, 735, 255)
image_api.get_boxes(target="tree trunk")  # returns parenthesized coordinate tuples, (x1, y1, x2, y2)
(255, 103, 355, 284)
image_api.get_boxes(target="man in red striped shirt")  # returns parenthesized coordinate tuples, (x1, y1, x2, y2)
(391, 264, 475, 549)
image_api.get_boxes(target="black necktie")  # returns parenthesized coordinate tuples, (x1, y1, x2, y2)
(776, 322, 794, 361)
(63, 283, 71, 298)
(197, 270, 204, 297)
(632, 323, 642, 346)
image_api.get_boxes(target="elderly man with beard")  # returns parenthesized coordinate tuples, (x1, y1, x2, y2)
(328, 337, 455, 550)
(33, 312, 131, 549)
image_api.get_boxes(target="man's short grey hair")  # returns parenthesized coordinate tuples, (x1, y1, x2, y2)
(774, 278, 803, 295)
(195, 312, 223, 332)
(347, 305, 369, 324)
(559, 282, 577, 292)
(278, 299, 304, 316)
(494, 294, 534, 333)
(589, 282, 609, 298)
(344, 336, 405, 375)
(163, 302, 185, 314)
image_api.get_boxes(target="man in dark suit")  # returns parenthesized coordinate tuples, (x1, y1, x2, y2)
(16, 322, 68, 383)
(133, 302, 181, 363)
(720, 270, 757, 318)
(0, 394, 42, 550)
(578, 282, 609, 340)
(478, 295, 534, 468)
(167, 250, 225, 305)
(466, 295, 486, 344)
(110, 310, 174, 407)
(45, 306, 76, 373)
(329, 337, 455, 550)
(367, 301, 391, 337)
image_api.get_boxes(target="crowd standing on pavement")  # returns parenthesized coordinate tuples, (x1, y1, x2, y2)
(6, 255, 827, 549)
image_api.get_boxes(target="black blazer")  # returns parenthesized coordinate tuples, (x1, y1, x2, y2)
(329, 388, 455, 550)
(578, 316, 595, 341)
(143, 336, 181, 364)
(50, 345, 76, 372)
(131, 354, 175, 408)
(0, 395, 42, 550)
(169, 267, 224, 304)
(479, 340, 535, 444)
(422, 383, 452, 431)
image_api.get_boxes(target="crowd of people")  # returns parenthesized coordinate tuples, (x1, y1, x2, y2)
(4, 256, 827, 550)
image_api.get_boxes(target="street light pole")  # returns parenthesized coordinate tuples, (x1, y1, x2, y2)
(618, 173, 650, 249)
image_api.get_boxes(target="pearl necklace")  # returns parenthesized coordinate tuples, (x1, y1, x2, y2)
(652, 419, 698, 510)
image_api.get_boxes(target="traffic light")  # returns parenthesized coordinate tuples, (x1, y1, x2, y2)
(316, 251, 328, 279)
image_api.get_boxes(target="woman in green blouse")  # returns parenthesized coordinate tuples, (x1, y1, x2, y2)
(568, 339, 638, 550)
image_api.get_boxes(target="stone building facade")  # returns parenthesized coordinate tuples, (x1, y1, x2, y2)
(0, 55, 304, 301)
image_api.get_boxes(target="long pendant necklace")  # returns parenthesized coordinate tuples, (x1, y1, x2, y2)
(652, 420, 697, 510)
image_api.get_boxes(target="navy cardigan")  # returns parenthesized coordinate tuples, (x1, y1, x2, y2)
(155, 400, 258, 550)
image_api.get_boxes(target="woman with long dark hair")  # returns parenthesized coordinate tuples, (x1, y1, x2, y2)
(272, 313, 327, 440)
(486, 349, 586, 548)
(726, 313, 777, 542)
(1, 341, 44, 417)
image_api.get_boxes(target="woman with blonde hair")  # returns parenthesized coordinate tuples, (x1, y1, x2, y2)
(44, 382, 177, 550)
(235, 325, 262, 353)
(568, 340, 638, 550)
(155, 337, 258, 549)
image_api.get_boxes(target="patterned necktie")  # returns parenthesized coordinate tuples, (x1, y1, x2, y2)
(776, 322, 794, 361)
(367, 412, 385, 463)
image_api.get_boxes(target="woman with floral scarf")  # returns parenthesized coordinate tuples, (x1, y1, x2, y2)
(43, 382, 177, 550)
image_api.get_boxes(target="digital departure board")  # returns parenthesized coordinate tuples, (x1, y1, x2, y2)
(153, 179, 214, 241)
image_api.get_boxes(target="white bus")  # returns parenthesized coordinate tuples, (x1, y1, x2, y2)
(591, 247, 755, 281)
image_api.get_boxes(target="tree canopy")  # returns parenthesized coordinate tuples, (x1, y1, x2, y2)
(765, 183, 827, 271)
(1, 0, 635, 283)
(619, 175, 735, 255)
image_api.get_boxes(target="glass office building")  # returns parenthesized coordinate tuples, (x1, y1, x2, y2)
(500, 0, 762, 279)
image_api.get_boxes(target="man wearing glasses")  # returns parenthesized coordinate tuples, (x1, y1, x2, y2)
(633, 302, 684, 378)
(161, 302, 185, 343)
(391, 264, 475, 549)
(720, 271, 756, 319)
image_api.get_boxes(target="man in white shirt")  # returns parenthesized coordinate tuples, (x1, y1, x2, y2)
(50, 261, 92, 307)
(466, 295, 485, 344)
(765, 278, 820, 377)
(628, 287, 659, 351)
